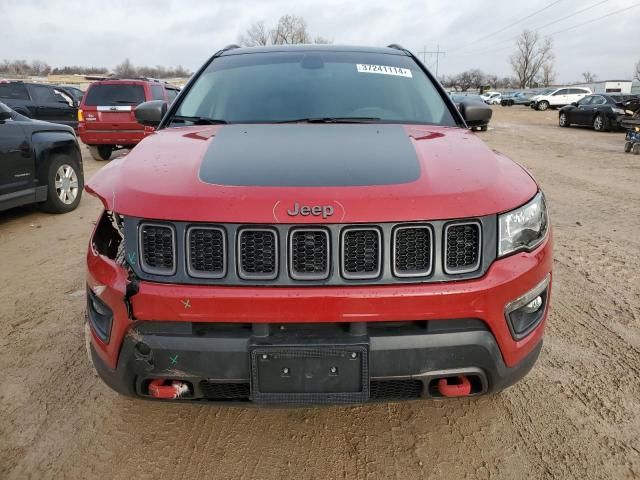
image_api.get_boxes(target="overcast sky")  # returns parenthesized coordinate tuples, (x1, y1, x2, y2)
(1, 0, 638, 82)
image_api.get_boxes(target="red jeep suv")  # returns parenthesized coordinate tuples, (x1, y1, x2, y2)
(85, 45, 552, 405)
(78, 78, 179, 161)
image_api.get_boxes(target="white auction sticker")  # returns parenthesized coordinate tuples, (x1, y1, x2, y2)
(356, 64, 413, 78)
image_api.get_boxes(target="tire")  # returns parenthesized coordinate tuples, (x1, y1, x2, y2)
(559, 112, 570, 127)
(624, 141, 633, 153)
(633, 144, 640, 155)
(479, 125, 488, 132)
(593, 114, 608, 132)
(88, 145, 112, 161)
(42, 154, 83, 213)
(537, 101, 549, 111)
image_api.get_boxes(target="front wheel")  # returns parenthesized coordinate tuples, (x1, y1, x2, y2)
(593, 114, 608, 132)
(88, 145, 113, 161)
(559, 112, 569, 127)
(624, 141, 633, 153)
(633, 143, 640, 155)
(537, 101, 549, 111)
(43, 154, 83, 213)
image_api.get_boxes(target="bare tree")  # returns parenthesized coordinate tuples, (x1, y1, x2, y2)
(485, 73, 498, 88)
(270, 14, 310, 44)
(582, 71, 597, 83)
(510, 30, 553, 89)
(114, 58, 136, 78)
(238, 15, 332, 46)
(238, 21, 269, 47)
(313, 36, 332, 44)
(540, 63, 556, 87)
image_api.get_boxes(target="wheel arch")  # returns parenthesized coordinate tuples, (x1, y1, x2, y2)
(31, 131, 83, 190)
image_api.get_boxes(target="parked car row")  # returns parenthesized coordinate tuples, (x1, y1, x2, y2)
(0, 78, 181, 161)
(500, 92, 533, 106)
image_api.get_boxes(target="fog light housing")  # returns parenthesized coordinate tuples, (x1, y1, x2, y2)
(87, 287, 113, 343)
(505, 275, 550, 340)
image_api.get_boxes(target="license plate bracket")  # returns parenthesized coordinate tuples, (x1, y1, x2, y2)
(250, 345, 369, 405)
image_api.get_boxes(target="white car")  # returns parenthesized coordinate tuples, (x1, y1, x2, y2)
(481, 91, 501, 105)
(530, 87, 592, 111)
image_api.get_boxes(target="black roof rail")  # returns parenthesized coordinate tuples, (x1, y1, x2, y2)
(223, 44, 241, 51)
(387, 44, 406, 51)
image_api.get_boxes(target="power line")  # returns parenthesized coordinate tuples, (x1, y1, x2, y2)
(448, 0, 564, 53)
(546, 2, 640, 36)
(450, 0, 633, 58)
(474, 0, 564, 43)
(417, 45, 446, 76)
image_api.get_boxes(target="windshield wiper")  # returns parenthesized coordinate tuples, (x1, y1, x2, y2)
(170, 115, 228, 125)
(277, 116, 381, 124)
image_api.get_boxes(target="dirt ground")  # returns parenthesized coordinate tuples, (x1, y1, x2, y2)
(1, 107, 639, 479)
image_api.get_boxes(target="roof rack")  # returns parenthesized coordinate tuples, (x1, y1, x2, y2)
(106, 76, 169, 84)
(222, 44, 241, 51)
(387, 44, 406, 51)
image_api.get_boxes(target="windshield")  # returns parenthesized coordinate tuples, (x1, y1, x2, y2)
(170, 50, 456, 126)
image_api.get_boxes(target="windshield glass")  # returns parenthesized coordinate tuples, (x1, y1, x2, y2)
(170, 50, 455, 126)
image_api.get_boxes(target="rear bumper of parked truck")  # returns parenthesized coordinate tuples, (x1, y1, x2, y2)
(86, 235, 552, 404)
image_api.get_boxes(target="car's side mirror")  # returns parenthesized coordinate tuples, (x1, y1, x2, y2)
(0, 110, 11, 121)
(458, 100, 492, 127)
(135, 100, 168, 127)
(571, 102, 578, 107)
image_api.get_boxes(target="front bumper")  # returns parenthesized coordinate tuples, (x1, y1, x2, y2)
(87, 234, 552, 404)
(90, 320, 542, 403)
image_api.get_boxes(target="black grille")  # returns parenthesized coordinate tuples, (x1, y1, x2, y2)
(342, 229, 381, 279)
(239, 229, 277, 279)
(445, 223, 481, 273)
(290, 230, 329, 279)
(199, 381, 250, 401)
(140, 224, 175, 274)
(394, 226, 432, 276)
(370, 380, 423, 400)
(188, 227, 225, 277)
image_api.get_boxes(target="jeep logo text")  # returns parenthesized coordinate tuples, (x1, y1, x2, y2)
(287, 202, 334, 219)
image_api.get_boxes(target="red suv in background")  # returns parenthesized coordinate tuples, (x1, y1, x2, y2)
(78, 79, 179, 161)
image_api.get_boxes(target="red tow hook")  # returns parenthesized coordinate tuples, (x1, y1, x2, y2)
(148, 379, 190, 399)
(437, 376, 472, 397)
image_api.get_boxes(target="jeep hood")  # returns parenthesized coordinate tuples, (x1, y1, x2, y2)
(86, 124, 537, 223)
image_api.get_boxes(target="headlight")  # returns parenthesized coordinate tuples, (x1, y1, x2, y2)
(498, 192, 548, 257)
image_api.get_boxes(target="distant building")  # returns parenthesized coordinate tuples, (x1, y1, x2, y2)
(571, 80, 633, 94)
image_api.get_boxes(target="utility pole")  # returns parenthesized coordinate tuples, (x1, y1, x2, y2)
(417, 45, 446, 77)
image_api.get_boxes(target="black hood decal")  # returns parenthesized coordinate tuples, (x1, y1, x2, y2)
(199, 124, 420, 187)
